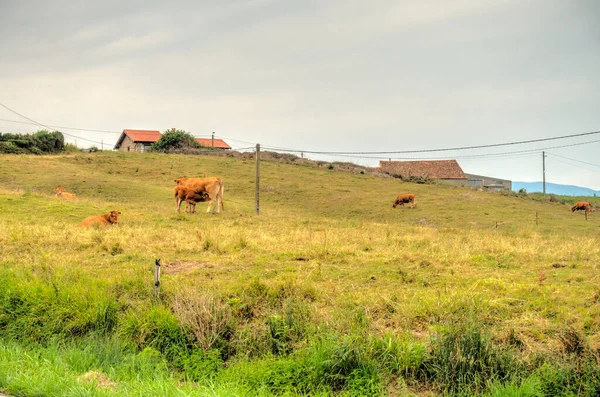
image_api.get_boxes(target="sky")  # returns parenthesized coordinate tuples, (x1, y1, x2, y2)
(1, 0, 599, 189)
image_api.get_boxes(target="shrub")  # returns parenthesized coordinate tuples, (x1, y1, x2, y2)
(0, 130, 64, 154)
(151, 129, 201, 152)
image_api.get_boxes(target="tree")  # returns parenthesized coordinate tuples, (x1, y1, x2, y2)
(151, 129, 200, 152)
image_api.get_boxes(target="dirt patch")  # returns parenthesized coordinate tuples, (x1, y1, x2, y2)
(78, 371, 116, 389)
(163, 260, 212, 275)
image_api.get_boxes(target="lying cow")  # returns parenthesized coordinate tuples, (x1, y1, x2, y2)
(571, 201, 591, 212)
(54, 186, 77, 200)
(174, 176, 224, 213)
(393, 193, 416, 208)
(174, 185, 210, 213)
(81, 210, 121, 226)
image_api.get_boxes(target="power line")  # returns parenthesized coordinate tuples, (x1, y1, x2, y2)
(260, 138, 600, 161)
(549, 156, 600, 175)
(258, 130, 600, 155)
(214, 135, 258, 146)
(0, 102, 105, 146)
(0, 117, 123, 134)
(547, 152, 600, 168)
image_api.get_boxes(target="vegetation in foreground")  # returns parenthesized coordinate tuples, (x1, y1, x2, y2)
(0, 152, 599, 396)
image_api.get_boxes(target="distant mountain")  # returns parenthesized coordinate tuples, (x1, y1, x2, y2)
(513, 182, 600, 197)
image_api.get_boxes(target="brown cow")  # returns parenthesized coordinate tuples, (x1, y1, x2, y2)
(393, 194, 416, 208)
(174, 185, 210, 213)
(54, 186, 77, 200)
(174, 176, 224, 213)
(571, 201, 591, 212)
(81, 210, 121, 226)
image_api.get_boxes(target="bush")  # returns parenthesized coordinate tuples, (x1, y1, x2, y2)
(0, 130, 64, 154)
(151, 129, 201, 152)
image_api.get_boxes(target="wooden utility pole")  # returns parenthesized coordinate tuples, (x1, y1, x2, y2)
(255, 143, 260, 215)
(542, 151, 546, 195)
(101, 140, 104, 151)
(212, 132, 215, 148)
(154, 259, 161, 300)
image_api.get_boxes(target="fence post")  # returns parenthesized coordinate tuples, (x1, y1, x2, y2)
(585, 210, 588, 221)
(255, 143, 260, 215)
(154, 259, 161, 300)
(495, 221, 498, 229)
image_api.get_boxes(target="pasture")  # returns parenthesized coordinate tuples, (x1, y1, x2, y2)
(0, 152, 599, 396)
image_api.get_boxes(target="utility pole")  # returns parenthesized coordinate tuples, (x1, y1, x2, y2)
(255, 144, 260, 215)
(212, 132, 215, 148)
(101, 140, 103, 151)
(542, 151, 546, 195)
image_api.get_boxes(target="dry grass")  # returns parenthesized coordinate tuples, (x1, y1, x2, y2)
(0, 151, 599, 358)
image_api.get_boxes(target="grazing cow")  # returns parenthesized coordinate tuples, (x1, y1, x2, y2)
(81, 210, 121, 226)
(54, 186, 77, 200)
(393, 194, 416, 208)
(571, 201, 591, 212)
(174, 177, 224, 213)
(174, 185, 210, 213)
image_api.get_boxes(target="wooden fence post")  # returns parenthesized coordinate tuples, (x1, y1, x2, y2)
(585, 210, 588, 221)
(154, 259, 161, 300)
(255, 143, 260, 216)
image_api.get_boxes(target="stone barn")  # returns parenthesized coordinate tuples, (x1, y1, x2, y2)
(113, 129, 162, 153)
(379, 160, 468, 186)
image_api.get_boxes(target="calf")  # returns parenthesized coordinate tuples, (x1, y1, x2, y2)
(571, 201, 591, 212)
(393, 194, 416, 208)
(54, 186, 77, 200)
(174, 176, 224, 213)
(174, 185, 210, 213)
(81, 210, 121, 226)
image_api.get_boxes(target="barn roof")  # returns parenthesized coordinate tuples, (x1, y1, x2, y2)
(379, 160, 467, 179)
(196, 138, 232, 149)
(122, 129, 163, 143)
(114, 129, 163, 149)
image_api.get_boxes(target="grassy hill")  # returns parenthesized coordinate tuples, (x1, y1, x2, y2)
(0, 152, 599, 396)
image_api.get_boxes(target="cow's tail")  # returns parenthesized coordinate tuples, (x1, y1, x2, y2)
(219, 181, 225, 211)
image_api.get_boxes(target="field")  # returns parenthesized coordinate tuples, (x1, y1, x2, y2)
(0, 152, 599, 396)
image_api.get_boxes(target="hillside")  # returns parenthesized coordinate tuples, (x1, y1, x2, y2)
(513, 181, 600, 197)
(0, 152, 599, 397)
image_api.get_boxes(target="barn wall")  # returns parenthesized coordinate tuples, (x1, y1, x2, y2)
(118, 136, 135, 152)
(466, 174, 512, 191)
(440, 178, 468, 187)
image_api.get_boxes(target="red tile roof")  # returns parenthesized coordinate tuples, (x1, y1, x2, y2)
(196, 138, 231, 149)
(379, 160, 467, 179)
(123, 129, 163, 143)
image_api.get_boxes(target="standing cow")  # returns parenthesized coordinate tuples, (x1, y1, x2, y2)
(571, 201, 591, 212)
(393, 194, 416, 208)
(174, 177, 224, 214)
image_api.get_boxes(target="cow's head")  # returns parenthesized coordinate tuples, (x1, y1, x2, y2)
(392, 200, 398, 208)
(174, 176, 187, 185)
(54, 186, 65, 193)
(108, 210, 121, 224)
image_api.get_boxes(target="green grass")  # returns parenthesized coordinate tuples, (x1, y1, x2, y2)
(0, 151, 599, 396)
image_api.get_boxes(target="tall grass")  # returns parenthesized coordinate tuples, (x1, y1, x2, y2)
(0, 152, 599, 395)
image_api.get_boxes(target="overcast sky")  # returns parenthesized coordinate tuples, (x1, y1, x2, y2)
(1, 0, 599, 188)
